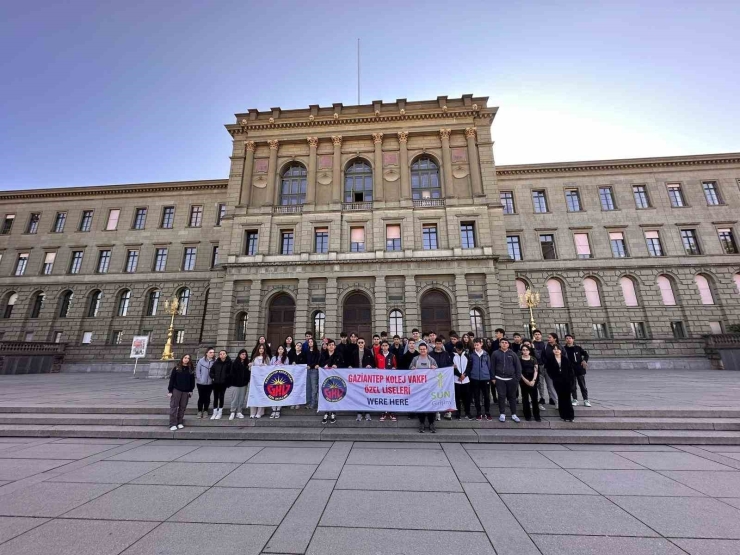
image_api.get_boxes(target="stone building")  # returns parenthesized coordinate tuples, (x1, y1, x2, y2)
(0, 94, 738, 369)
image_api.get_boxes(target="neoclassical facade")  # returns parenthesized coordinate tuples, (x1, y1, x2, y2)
(0, 95, 738, 367)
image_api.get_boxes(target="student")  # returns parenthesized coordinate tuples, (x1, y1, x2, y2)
(319, 339, 344, 424)
(564, 334, 591, 407)
(248, 344, 268, 418)
(371, 334, 381, 358)
(430, 338, 453, 420)
(446, 332, 459, 355)
(390, 335, 403, 361)
(284, 335, 296, 363)
(410, 342, 438, 433)
(195, 348, 215, 418)
(302, 331, 313, 352)
(376, 339, 397, 422)
(490, 328, 505, 353)
(428, 331, 437, 346)
(546, 345, 575, 422)
(350, 337, 375, 422)
(380, 331, 388, 343)
(404, 329, 421, 353)
(168, 354, 195, 430)
(453, 343, 471, 420)
(305, 338, 321, 410)
(532, 329, 557, 408)
(294, 341, 306, 364)
(209, 350, 231, 420)
(519, 345, 540, 422)
(510, 333, 523, 354)
(228, 349, 250, 420)
(269, 345, 290, 419)
(491, 338, 522, 423)
(469, 338, 492, 420)
(399, 339, 418, 370)
(336, 332, 351, 362)
(461, 333, 472, 353)
(251, 335, 272, 361)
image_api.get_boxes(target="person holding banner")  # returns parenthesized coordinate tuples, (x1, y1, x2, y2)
(350, 337, 376, 422)
(305, 338, 321, 410)
(469, 338, 493, 421)
(195, 348, 215, 418)
(453, 343, 472, 420)
(431, 338, 454, 421)
(167, 354, 195, 431)
(410, 342, 438, 433)
(319, 339, 344, 424)
(251, 335, 271, 361)
(228, 349, 250, 420)
(375, 339, 398, 422)
(209, 350, 231, 420)
(248, 344, 268, 418)
(268, 345, 290, 419)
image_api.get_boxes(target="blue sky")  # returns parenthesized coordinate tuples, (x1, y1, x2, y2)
(1, 0, 738, 190)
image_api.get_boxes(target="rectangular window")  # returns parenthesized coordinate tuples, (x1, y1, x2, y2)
(69, 251, 84, 274)
(106, 209, 120, 231)
(154, 248, 168, 272)
(133, 208, 147, 230)
(189, 205, 203, 227)
(506, 235, 522, 261)
(97, 250, 111, 274)
(574, 233, 592, 259)
(703, 181, 722, 205)
(182, 247, 197, 271)
(422, 224, 438, 250)
(15, 253, 29, 276)
(53, 331, 63, 344)
(609, 231, 628, 258)
(717, 228, 738, 254)
(667, 183, 685, 207)
(314, 228, 329, 254)
(52, 212, 67, 233)
(1, 215, 15, 235)
(460, 222, 476, 249)
(280, 231, 294, 255)
(709, 321, 723, 334)
(161, 206, 175, 229)
(565, 189, 582, 212)
(630, 322, 647, 339)
(81, 331, 93, 344)
(500, 191, 515, 214)
(42, 252, 56, 275)
(681, 229, 701, 255)
(633, 185, 650, 209)
(532, 190, 548, 213)
(245, 231, 259, 256)
(27, 213, 40, 234)
(386, 224, 401, 251)
(174, 330, 185, 344)
(554, 323, 570, 338)
(539, 234, 557, 260)
(79, 210, 93, 232)
(124, 250, 139, 273)
(111, 330, 124, 345)
(350, 227, 365, 252)
(599, 187, 616, 211)
(644, 230, 664, 257)
(592, 323, 609, 339)
(211, 245, 219, 267)
(216, 203, 226, 226)
(671, 321, 686, 339)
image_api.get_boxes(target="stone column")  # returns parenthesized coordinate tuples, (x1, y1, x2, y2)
(398, 131, 411, 200)
(331, 136, 342, 204)
(465, 128, 483, 196)
(266, 139, 279, 206)
(404, 275, 419, 334)
(485, 272, 505, 331)
(454, 274, 471, 335)
(216, 277, 235, 347)
(306, 137, 318, 205)
(439, 129, 452, 198)
(295, 278, 310, 336)
(372, 133, 384, 201)
(374, 275, 387, 333)
(325, 277, 339, 339)
(240, 141, 256, 206)
(245, 279, 262, 347)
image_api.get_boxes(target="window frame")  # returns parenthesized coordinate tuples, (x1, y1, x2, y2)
(506, 235, 522, 261)
(388, 309, 403, 337)
(105, 208, 121, 231)
(573, 232, 592, 259)
(132, 207, 147, 230)
(532, 190, 549, 213)
(68, 250, 84, 274)
(79, 210, 94, 232)
(146, 290, 160, 317)
(680, 228, 702, 255)
(15, 253, 29, 276)
(702, 181, 723, 206)
(211, 244, 220, 267)
(599, 186, 616, 211)
(215, 203, 226, 226)
(26, 213, 40, 234)
(385, 224, 402, 252)
(117, 290, 131, 317)
(245, 230, 259, 256)
(671, 321, 686, 339)
(124, 249, 139, 273)
(630, 321, 647, 339)
(422, 224, 438, 250)
(609, 231, 629, 258)
(666, 183, 686, 208)
(41, 252, 56, 275)
(349, 226, 366, 253)
(153, 247, 168, 272)
(1, 214, 15, 235)
(632, 185, 651, 209)
(280, 230, 295, 255)
(280, 163, 308, 206)
(344, 159, 373, 203)
(182, 246, 197, 271)
(717, 227, 738, 254)
(539, 233, 557, 260)
(188, 205, 203, 228)
(410, 156, 441, 200)
(500, 191, 516, 214)
(564, 188, 582, 212)
(314, 228, 329, 254)
(644, 230, 664, 257)
(160, 206, 175, 229)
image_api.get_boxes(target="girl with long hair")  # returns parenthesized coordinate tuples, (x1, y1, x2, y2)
(167, 354, 195, 431)
(249, 344, 268, 418)
(268, 345, 289, 419)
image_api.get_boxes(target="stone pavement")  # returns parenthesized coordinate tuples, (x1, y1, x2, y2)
(0, 437, 740, 554)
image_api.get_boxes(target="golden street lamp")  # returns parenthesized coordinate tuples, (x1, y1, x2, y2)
(518, 287, 541, 337)
(160, 296, 180, 361)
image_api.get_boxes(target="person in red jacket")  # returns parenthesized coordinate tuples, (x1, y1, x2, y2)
(376, 340, 397, 422)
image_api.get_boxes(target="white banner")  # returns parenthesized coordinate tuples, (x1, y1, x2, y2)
(247, 364, 307, 407)
(318, 367, 456, 413)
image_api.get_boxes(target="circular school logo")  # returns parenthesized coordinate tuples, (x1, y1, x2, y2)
(321, 376, 347, 403)
(263, 369, 294, 402)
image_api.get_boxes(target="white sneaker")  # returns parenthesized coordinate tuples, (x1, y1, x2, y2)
(229, 413, 235, 421)
(436, 412, 441, 421)
(210, 411, 216, 420)
(169, 425, 177, 431)
(356, 414, 362, 422)
(584, 400, 591, 407)
(572, 400, 578, 406)
(499, 414, 506, 422)
(365, 413, 371, 421)
(255, 414, 261, 419)
(177, 424, 184, 429)
(236, 412, 245, 419)
(215, 409, 222, 419)
(511, 415, 520, 423)
(275, 411, 281, 419)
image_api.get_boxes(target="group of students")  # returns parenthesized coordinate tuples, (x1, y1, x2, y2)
(166, 327, 591, 432)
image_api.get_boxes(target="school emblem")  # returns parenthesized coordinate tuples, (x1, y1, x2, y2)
(321, 375, 347, 402)
(263, 369, 294, 401)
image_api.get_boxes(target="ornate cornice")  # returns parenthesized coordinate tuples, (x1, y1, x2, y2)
(0, 180, 228, 201)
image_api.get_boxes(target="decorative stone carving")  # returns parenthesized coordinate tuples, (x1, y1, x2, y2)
(317, 171, 332, 185)
(331, 135, 342, 146)
(268, 139, 279, 150)
(439, 129, 451, 140)
(241, 119, 247, 125)
(372, 133, 384, 144)
(269, 117, 275, 124)
(307, 137, 319, 148)
(465, 127, 477, 139)
(244, 141, 256, 152)
(309, 114, 315, 121)
(452, 165, 469, 179)
(374, 110, 380, 116)
(472, 103, 479, 110)
(253, 175, 268, 188)
(397, 131, 409, 143)
(333, 113, 339, 120)
(383, 168, 400, 182)
(400, 108, 405, 115)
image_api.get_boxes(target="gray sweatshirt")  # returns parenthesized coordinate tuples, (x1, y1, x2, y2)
(491, 349, 522, 381)
(196, 356, 214, 385)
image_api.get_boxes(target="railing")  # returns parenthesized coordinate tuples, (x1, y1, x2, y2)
(413, 198, 445, 208)
(705, 334, 740, 348)
(342, 202, 373, 211)
(0, 341, 66, 354)
(273, 205, 303, 214)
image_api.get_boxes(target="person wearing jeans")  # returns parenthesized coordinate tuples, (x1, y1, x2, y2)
(195, 348, 215, 418)
(209, 350, 231, 420)
(532, 329, 557, 408)
(468, 338, 492, 421)
(305, 338, 321, 410)
(228, 349, 250, 420)
(491, 338, 522, 423)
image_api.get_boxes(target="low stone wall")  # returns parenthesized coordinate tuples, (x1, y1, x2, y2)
(0, 341, 66, 375)
(588, 357, 712, 371)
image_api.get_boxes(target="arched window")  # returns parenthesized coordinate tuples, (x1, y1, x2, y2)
(620, 276, 639, 307)
(470, 308, 485, 337)
(30, 292, 45, 319)
(344, 159, 373, 202)
(3, 293, 17, 319)
(546, 278, 565, 308)
(657, 275, 677, 306)
(235, 312, 248, 341)
(410, 157, 441, 199)
(313, 310, 326, 339)
(280, 163, 307, 206)
(389, 309, 403, 337)
(583, 278, 601, 307)
(117, 290, 131, 317)
(695, 274, 714, 305)
(515, 279, 528, 308)
(87, 290, 102, 318)
(59, 291, 73, 318)
(177, 288, 191, 315)
(146, 290, 160, 317)
(735, 273, 740, 295)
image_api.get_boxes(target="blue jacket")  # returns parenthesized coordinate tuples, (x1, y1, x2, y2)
(468, 349, 491, 381)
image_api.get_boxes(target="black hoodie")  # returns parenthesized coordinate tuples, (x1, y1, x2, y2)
(210, 355, 232, 385)
(230, 351, 250, 387)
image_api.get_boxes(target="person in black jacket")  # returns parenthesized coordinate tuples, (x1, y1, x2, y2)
(209, 350, 231, 420)
(305, 338, 322, 410)
(430, 338, 454, 420)
(228, 349, 250, 420)
(349, 337, 375, 422)
(284, 335, 297, 363)
(564, 334, 590, 407)
(319, 339, 344, 424)
(168, 354, 195, 430)
(545, 344, 575, 422)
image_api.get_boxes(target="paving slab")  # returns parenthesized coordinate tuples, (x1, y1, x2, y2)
(337, 464, 462, 492)
(0, 519, 157, 555)
(52, 438, 134, 445)
(532, 535, 686, 555)
(464, 442, 568, 450)
(0, 443, 32, 452)
(570, 469, 707, 496)
(467, 449, 558, 468)
(320, 490, 481, 531)
(0, 481, 116, 517)
(146, 439, 243, 446)
(716, 452, 740, 461)
(0, 443, 117, 460)
(119, 522, 275, 555)
(64, 484, 206, 521)
(609, 496, 740, 539)
(565, 444, 679, 451)
(173, 446, 263, 463)
(672, 446, 740, 469)
(312, 441, 352, 480)
(346, 441, 442, 449)
(719, 497, 740, 509)
(48, 460, 166, 483)
(132, 462, 239, 486)
(618, 451, 737, 471)
(659, 470, 740, 497)
(346, 447, 450, 466)
(216, 463, 317, 489)
(671, 539, 740, 555)
(247, 447, 329, 464)
(236, 440, 328, 447)
(0, 516, 48, 544)
(106, 444, 200, 461)
(0, 458, 70, 480)
(441, 443, 487, 483)
(542, 450, 645, 469)
(501, 493, 658, 536)
(482, 467, 598, 494)
(169, 487, 300, 525)
(699, 445, 740, 452)
(306, 527, 496, 555)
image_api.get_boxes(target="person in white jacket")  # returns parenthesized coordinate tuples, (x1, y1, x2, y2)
(453, 343, 472, 420)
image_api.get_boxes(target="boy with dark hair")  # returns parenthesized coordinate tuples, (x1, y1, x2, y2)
(446, 331, 459, 355)
(469, 338, 492, 421)
(532, 329, 556, 409)
(491, 338, 522, 423)
(371, 334, 381, 357)
(510, 332, 523, 354)
(404, 329, 420, 353)
(430, 337, 453, 420)
(453, 343, 471, 420)
(490, 328, 505, 353)
(376, 340, 398, 422)
(410, 342, 438, 433)
(564, 334, 590, 407)
(319, 339, 344, 425)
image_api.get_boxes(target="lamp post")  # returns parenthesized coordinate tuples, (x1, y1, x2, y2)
(518, 288, 541, 337)
(160, 296, 180, 361)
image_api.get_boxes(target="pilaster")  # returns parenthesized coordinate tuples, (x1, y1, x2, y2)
(439, 129, 452, 198)
(266, 140, 279, 206)
(331, 136, 342, 204)
(245, 279, 262, 348)
(465, 128, 484, 197)
(306, 137, 318, 205)
(240, 141, 256, 206)
(295, 278, 310, 336)
(404, 275, 419, 334)
(372, 133, 384, 201)
(454, 274, 471, 334)
(325, 277, 339, 339)
(485, 272, 505, 331)
(216, 276, 235, 346)
(398, 131, 410, 200)
(374, 275, 387, 333)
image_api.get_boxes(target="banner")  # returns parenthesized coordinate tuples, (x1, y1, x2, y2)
(247, 364, 307, 407)
(318, 367, 456, 413)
